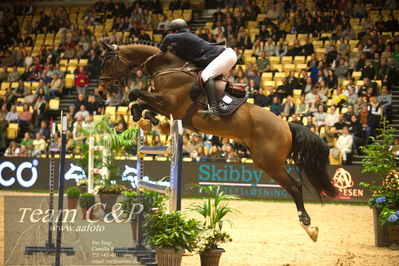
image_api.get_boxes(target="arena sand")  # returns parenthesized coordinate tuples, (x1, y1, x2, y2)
(1, 192, 398, 266)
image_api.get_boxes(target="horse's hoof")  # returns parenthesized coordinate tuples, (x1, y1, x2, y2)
(138, 119, 151, 132)
(128, 91, 139, 102)
(130, 106, 141, 122)
(143, 111, 159, 126)
(307, 226, 319, 242)
(159, 121, 170, 135)
(301, 222, 319, 242)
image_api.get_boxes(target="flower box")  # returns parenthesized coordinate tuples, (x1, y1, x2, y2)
(388, 225, 399, 243)
(373, 207, 389, 247)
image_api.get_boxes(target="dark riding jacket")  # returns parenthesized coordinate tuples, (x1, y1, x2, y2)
(160, 29, 225, 68)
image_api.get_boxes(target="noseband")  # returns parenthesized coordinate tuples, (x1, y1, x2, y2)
(99, 52, 134, 91)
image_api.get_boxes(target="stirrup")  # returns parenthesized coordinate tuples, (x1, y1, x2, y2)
(198, 105, 220, 121)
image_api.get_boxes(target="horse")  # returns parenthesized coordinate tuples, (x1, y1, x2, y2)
(98, 40, 338, 242)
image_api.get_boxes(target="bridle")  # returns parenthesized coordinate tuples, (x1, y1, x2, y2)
(99, 50, 163, 92)
(98, 37, 201, 94)
(99, 51, 135, 92)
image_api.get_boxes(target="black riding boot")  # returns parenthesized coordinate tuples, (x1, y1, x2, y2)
(198, 78, 220, 120)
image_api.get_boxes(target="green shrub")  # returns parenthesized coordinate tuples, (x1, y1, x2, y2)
(66, 187, 80, 199)
(97, 184, 127, 194)
(77, 179, 88, 187)
(144, 211, 201, 252)
(79, 193, 95, 209)
(121, 190, 167, 219)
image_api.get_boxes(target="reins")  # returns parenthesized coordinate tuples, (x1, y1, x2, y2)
(151, 61, 199, 79)
(99, 52, 134, 90)
(135, 52, 199, 79)
(100, 47, 200, 93)
(134, 51, 162, 73)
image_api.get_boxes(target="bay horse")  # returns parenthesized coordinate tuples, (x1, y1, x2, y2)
(98, 40, 337, 242)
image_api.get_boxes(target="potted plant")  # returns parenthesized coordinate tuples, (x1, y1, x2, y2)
(121, 190, 167, 244)
(66, 186, 80, 209)
(77, 179, 88, 194)
(191, 185, 238, 266)
(143, 211, 201, 266)
(379, 195, 399, 246)
(360, 121, 399, 248)
(97, 183, 127, 215)
(363, 171, 399, 247)
(79, 192, 96, 220)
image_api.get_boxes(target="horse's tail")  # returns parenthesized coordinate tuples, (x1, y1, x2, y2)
(288, 122, 338, 200)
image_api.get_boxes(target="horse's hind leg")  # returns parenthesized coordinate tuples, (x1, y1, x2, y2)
(268, 166, 319, 242)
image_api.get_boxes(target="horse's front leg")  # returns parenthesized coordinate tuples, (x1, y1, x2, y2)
(130, 102, 159, 125)
(129, 90, 169, 116)
(129, 90, 142, 102)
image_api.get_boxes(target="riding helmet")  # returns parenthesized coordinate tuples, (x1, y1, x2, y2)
(165, 19, 188, 31)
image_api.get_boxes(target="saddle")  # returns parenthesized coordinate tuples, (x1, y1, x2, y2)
(130, 69, 248, 132)
(190, 73, 247, 115)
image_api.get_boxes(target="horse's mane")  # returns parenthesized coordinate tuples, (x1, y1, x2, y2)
(119, 39, 186, 69)
(116, 39, 187, 74)
(121, 39, 161, 48)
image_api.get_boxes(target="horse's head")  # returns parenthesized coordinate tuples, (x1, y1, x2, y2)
(99, 41, 162, 98)
(98, 40, 133, 96)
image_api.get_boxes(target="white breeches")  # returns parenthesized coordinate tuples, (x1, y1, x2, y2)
(201, 47, 237, 82)
(340, 148, 351, 161)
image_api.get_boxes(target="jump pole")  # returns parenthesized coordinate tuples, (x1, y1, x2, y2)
(88, 137, 95, 193)
(114, 118, 183, 263)
(88, 136, 109, 192)
(53, 112, 68, 266)
(25, 119, 73, 257)
(136, 117, 183, 211)
(24, 123, 58, 253)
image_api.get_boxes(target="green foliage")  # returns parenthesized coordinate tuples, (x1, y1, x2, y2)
(360, 121, 397, 181)
(79, 193, 95, 209)
(73, 141, 91, 176)
(103, 159, 121, 183)
(190, 185, 239, 252)
(191, 185, 239, 231)
(369, 171, 399, 226)
(360, 120, 399, 225)
(66, 187, 80, 199)
(97, 184, 127, 194)
(73, 115, 138, 183)
(77, 179, 88, 187)
(79, 115, 137, 152)
(120, 190, 167, 219)
(195, 229, 231, 253)
(360, 121, 398, 196)
(379, 207, 399, 226)
(143, 211, 201, 251)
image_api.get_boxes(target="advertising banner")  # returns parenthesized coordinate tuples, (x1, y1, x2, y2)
(0, 158, 76, 190)
(180, 162, 375, 203)
(0, 157, 376, 203)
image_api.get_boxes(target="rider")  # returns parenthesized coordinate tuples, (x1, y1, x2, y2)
(160, 19, 237, 119)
